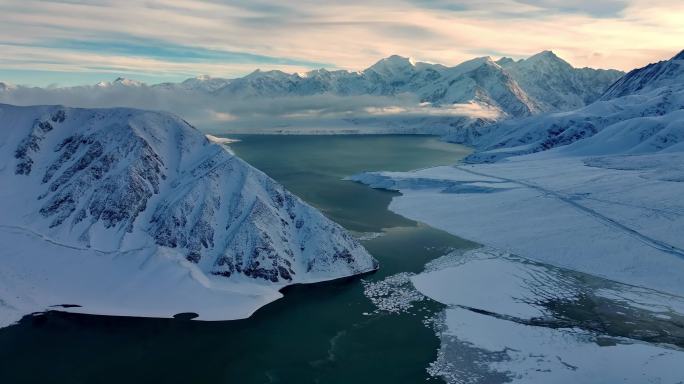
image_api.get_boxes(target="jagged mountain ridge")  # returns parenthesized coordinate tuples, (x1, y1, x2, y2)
(0, 103, 377, 283)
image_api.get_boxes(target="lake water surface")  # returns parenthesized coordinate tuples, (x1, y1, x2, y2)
(0, 134, 475, 383)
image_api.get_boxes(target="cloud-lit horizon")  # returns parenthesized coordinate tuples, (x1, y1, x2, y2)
(1, 0, 683, 86)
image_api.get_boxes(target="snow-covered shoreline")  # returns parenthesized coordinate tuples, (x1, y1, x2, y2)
(363, 247, 684, 383)
(351, 150, 684, 296)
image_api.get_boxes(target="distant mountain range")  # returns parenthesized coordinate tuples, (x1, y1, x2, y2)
(0, 51, 623, 128)
(166, 51, 622, 116)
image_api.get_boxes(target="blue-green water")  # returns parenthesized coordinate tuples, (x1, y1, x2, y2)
(0, 134, 475, 383)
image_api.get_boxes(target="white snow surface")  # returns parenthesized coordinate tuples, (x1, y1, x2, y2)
(412, 250, 557, 319)
(440, 307, 684, 384)
(352, 150, 684, 296)
(358, 247, 684, 383)
(411, 249, 684, 383)
(0, 103, 376, 328)
(205, 134, 239, 145)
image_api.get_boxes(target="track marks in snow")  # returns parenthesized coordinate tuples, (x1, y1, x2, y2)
(0, 225, 148, 255)
(454, 166, 684, 260)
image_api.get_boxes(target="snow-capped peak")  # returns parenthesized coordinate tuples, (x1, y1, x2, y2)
(369, 55, 414, 68)
(529, 50, 560, 60)
(447, 56, 500, 77)
(365, 55, 416, 78)
(496, 57, 516, 66)
(114, 77, 143, 86)
(301, 68, 330, 78)
(95, 77, 144, 88)
(521, 50, 573, 70)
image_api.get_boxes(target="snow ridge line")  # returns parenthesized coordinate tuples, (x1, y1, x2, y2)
(454, 166, 684, 260)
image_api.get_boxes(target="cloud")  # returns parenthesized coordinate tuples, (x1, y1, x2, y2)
(0, 80, 503, 133)
(49, 38, 329, 66)
(515, 0, 630, 18)
(0, 0, 682, 86)
(363, 102, 502, 119)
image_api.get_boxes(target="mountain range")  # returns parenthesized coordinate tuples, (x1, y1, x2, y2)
(169, 51, 622, 116)
(0, 51, 623, 128)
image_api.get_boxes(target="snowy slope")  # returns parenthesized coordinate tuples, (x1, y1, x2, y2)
(601, 49, 684, 99)
(0, 103, 377, 327)
(351, 154, 684, 296)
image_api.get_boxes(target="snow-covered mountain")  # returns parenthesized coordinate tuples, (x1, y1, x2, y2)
(498, 50, 623, 111)
(0, 103, 377, 327)
(449, 50, 684, 163)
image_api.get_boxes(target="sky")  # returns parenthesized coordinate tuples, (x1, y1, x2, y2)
(1, 0, 683, 86)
